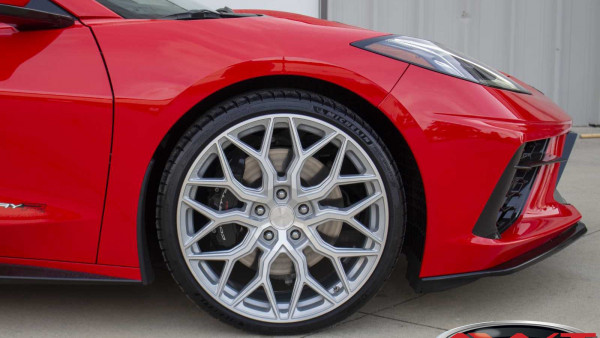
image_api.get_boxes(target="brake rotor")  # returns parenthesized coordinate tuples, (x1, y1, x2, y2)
(239, 148, 343, 277)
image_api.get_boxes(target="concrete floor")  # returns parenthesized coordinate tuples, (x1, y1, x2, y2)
(0, 128, 598, 337)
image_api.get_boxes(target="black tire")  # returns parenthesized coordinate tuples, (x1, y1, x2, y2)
(156, 89, 406, 335)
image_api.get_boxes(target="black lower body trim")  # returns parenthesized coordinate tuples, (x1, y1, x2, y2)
(0, 264, 141, 285)
(409, 221, 587, 293)
(137, 159, 156, 286)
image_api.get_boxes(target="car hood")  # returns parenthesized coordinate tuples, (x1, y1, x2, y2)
(233, 9, 364, 30)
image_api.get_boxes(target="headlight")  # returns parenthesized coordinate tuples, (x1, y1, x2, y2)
(352, 35, 530, 94)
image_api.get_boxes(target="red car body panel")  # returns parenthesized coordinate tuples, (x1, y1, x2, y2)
(0, 1, 583, 282)
(0, 22, 113, 264)
(2, 0, 29, 6)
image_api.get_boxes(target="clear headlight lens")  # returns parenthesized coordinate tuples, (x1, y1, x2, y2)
(352, 35, 530, 94)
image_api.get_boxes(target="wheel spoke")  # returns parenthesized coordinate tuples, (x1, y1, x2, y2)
(284, 244, 308, 319)
(305, 274, 337, 304)
(215, 141, 235, 183)
(307, 192, 383, 225)
(187, 142, 267, 202)
(288, 117, 304, 162)
(219, 141, 269, 200)
(345, 217, 383, 244)
(287, 278, 304, 319)
(232, 278, 261, 306)
(188, 178, 264, 203)
(188, 248, 247, 261)
(332, 257, 351, 293)
(285, 243, 337, 308)
(260, 248, 282, 319)
(183, 221, 220, 249)
(314, 241, 378, 258)
(225, 134, 276, 186)
(216, 260, 234, 296)
(329, 138, 348, 181)
(232, 245, 280, 308)
(303, 131, 339, 159)
(306, 227, 378, 258)
(303, 192, 384, 244)
(182, 197, 260, 227)
(295, 137, 348, 202)
(264, 281, 280, 320)
(303, 210, 382, 244)
(225, 134, 261, 159)
(188, 231, 258, 261)
(346, 193, 383, 217)
(187, 177, 228, 188)
(260, 117, 275, 157)
(289, 123, 340, 195)
(336, 174, 378, 185)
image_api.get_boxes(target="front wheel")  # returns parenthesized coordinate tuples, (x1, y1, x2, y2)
(157, 89, 405, 334)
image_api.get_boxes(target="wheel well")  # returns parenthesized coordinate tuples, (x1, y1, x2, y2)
(140, 75, 427, 276)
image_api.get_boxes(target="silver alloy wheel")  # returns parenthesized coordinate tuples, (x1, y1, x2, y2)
(176, 114, 388, 323)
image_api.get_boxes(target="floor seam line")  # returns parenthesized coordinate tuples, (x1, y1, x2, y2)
(367, 312, 448, 331)
(303, 313, 369, 337)
(361, 294, 424, 316)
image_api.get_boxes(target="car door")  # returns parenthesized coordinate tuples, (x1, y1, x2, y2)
(0, 0, 113, 263)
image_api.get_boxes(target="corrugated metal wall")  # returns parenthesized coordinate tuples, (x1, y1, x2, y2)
(326, 0, 600, 125)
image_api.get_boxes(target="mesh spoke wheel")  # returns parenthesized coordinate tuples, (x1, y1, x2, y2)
(157, 90, 404, 334)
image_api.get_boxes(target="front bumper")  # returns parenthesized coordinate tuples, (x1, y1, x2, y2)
(406, 131, 583, 292)
(379, 65, 583, 291)
(409, 221, 587, 292)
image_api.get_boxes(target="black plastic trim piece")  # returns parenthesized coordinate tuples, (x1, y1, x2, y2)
(557, 132, 578, 184)
(409, 221, 587, 293)
(137, 159, 156, 286)
(25, 0, 72, 17)
(472, 146, 525, 239)
(515, 158, 566, 170)
(554, 190, 568, 205)
(0, 264, 140, 285)
(0, 4, 74, 30)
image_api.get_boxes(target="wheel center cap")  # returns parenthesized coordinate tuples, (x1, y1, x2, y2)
(270, 206, 295, 229)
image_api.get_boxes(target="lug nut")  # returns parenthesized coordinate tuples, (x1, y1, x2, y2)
(255, 205, 266, 216)
(290, 230, 301, 240)
(298, 204, 310, 215)
(263, 230, 275, 241)
(276, 189, 287, 200)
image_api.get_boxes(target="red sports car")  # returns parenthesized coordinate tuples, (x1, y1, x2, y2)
(0, 0, 585, 334)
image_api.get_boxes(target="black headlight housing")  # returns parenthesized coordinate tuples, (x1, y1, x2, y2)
(352, 35, 530, 94)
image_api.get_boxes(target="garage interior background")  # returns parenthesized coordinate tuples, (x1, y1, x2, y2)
(204, 0, 600, 126)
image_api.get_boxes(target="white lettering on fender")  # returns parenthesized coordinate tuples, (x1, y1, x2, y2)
(0, 203, 24, 209)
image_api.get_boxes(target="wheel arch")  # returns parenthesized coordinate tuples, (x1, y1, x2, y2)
(137, 75, 427, 283)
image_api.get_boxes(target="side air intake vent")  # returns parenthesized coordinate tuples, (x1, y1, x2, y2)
(496, 139, 549, 234)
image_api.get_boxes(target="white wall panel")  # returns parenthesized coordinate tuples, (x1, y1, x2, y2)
(201, 0, 319, 17)
(327, 0, 600, 125)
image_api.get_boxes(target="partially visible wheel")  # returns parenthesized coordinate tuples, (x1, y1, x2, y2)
(157, 89, 405, 334)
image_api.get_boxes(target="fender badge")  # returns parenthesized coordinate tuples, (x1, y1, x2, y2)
(0, 202, 45, 209)
(0, 203, 24, 209)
